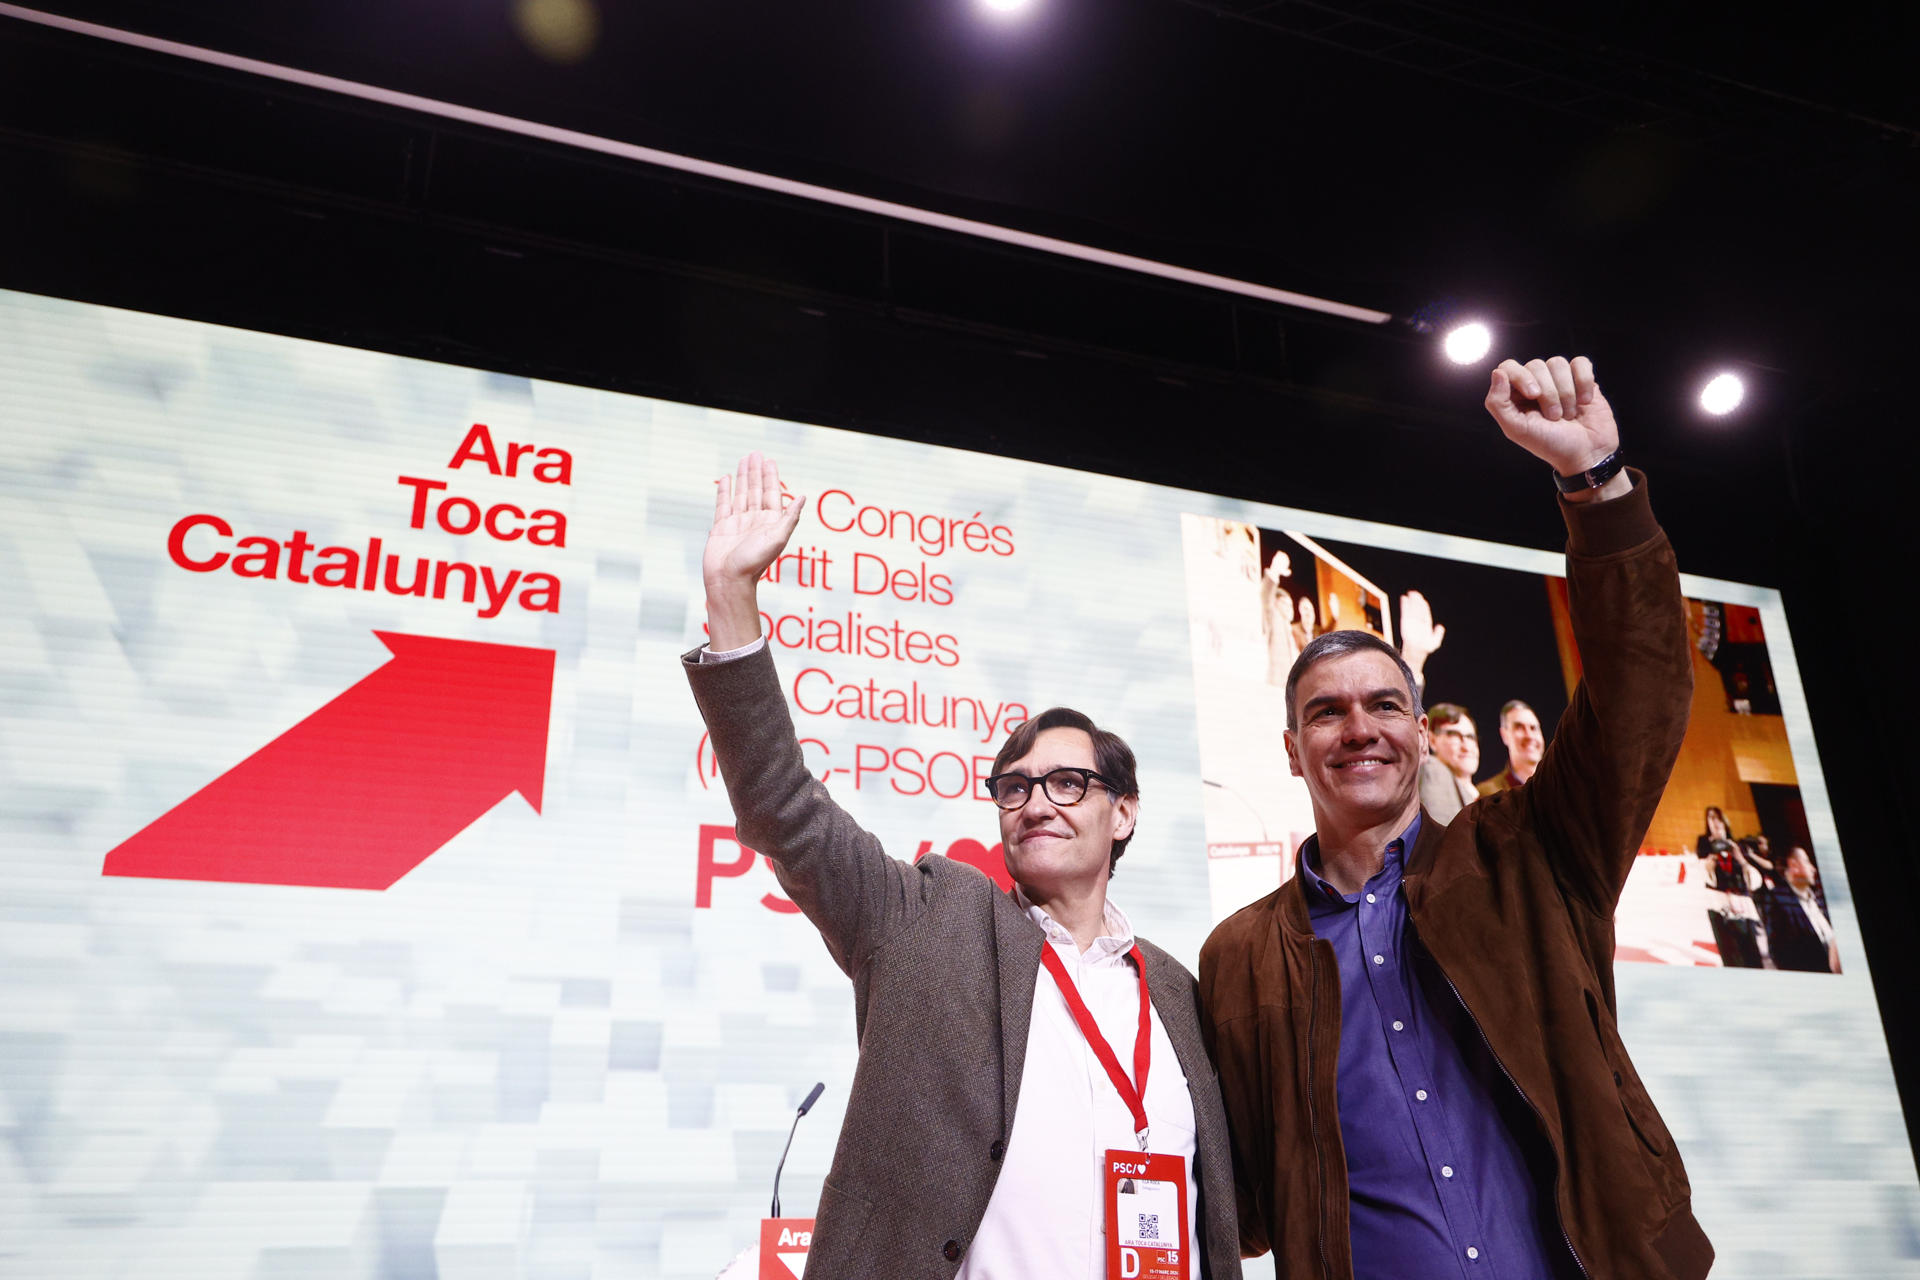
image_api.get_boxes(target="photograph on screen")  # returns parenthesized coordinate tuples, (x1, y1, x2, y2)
(1181, 515, 1839, 974)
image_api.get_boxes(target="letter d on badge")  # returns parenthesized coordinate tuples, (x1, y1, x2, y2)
(1120, 1247, 1141, 1278)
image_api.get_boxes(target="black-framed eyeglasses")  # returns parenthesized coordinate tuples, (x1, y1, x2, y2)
(984, 767, 1112, 811)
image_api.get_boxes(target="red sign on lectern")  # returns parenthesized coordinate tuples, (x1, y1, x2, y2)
(759, 1218, 813, 1279)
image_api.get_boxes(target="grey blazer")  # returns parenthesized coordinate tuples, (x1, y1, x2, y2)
(686, 645, 1240, 1279)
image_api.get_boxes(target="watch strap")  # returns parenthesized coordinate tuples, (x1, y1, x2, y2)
(1552, 448, 1626, 493)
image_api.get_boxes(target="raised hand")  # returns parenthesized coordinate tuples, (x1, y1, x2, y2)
(1484, 355, 1620, 482)
(702, 451, 804, 650)
(1398, 589, 1445, 688)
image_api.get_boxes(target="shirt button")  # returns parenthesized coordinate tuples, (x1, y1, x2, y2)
(1372, 954, 1384, 965)
(989, 1139, 1006, 1162)
(1442, 1165, 1454, 1178)
(1466, 1246, 1480, 1260)
(1415, 1089, 1429, 1101)
(1392, 1020, 1404, 1032)
(943, 1240, 962, 1262)
(1365, 893, 1377, 903)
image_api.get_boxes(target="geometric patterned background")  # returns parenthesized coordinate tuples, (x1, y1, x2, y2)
(1, 288, 1914, 1278)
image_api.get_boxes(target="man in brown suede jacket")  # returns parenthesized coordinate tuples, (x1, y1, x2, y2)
(1200, 355, 1713, 1280)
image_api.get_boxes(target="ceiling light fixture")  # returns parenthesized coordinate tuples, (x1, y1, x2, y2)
(1700, 372, 1745, 416)
(1442, 322, 1492, 366)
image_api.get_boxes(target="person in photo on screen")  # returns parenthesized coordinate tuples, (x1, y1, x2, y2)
(1261, 550, 1301, 685)
(682, 452, 1240, 1280)
(1758, 846, 1841, 973)
(1695, 805, 1769, 969)
(1417, 704, 1479, 826)
(1199, 355, 1713, 1280)
(1292, 594, 1317, 654)
(1475, 698, 1545, 796)
(1739, 831, 1779, 881)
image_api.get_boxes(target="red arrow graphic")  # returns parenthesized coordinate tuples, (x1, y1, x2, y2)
(103, 631, 555, 890)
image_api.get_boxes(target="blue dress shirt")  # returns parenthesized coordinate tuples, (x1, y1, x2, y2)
(1301, 816, 1580, 1280)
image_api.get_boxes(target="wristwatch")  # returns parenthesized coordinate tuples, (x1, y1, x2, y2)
(1552, 448, 1626, 494)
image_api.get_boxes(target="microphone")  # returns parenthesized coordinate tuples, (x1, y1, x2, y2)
(771, 1082, 826, 1218)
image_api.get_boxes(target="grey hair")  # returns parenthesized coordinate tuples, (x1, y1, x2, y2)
(1285, 630, 1424, 731)
(1498, 699, 1536, 725)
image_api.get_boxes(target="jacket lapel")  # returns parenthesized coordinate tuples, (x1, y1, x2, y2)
(991, 892, 1045, 1140)
(1403, 804, 1454, 896)
(1140, 947, 1207, 1089)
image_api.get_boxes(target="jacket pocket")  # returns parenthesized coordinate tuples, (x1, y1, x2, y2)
(1585, 991, 1672, 1158)
(816, 1177, 875, 1254)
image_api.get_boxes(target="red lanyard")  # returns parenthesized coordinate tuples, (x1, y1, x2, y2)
(1039, 942, 1153, 1146)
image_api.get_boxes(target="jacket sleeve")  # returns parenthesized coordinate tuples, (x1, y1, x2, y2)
(684, 644, 935, 975)
(1197, 930, 1275, 1260)
(1141, 944, 1247, 1278)
(1511, 471, 1693, 918)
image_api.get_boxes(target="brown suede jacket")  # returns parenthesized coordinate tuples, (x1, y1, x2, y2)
(1199, 473, 1713, 1280)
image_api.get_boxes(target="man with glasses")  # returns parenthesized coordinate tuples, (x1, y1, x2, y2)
(684, 452, 1240, 1279)
(1201, 355, 1712, 1280)
(1417, 703, 1479, 824)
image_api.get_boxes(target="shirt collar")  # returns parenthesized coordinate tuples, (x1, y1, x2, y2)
(1299, 812, 1424, 908)
(1012, 883, 1136, 960)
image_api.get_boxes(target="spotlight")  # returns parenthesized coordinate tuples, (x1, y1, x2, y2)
(512, 0, 599, 63)
(979, 0, 1034, 13)
(1442, 322, 1492, 366)
(1700, 372, 1745, 416)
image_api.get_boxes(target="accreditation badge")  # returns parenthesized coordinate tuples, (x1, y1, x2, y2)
(1104, 1149, 1189, 1280)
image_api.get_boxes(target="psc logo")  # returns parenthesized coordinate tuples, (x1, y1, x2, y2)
(697, 823, 1012, 912)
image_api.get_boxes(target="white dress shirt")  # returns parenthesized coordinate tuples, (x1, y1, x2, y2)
(959, 891, 1200, 1280)
(700, 637, 1200, 1276)
(1794, 884, 1835, 947)
(700, 636, 769, 663)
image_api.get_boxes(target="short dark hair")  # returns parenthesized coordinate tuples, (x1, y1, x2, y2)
(1499, 699, 1536, 725)
(1285, 630, 1423, 732)
(1428, 702, 1472, 731)
(992, 707, 1140, 872)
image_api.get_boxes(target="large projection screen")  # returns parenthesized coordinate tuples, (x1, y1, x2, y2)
(2, 288, 1914, 1279)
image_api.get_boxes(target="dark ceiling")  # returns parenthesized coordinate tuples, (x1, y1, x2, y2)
(12, 0, 1912, 366)
(3, 0, 1917, 1134)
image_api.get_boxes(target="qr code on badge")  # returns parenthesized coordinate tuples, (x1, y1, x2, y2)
(1138, 1214, 1160, 1241)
